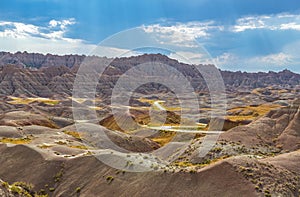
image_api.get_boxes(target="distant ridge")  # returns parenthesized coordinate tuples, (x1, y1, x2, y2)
(0, 51, 86, 68)
(0, 51, 299, 73)
(0, 51, 299, 97)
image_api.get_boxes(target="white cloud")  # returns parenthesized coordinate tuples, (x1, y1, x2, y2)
(232, 13, 300, 32)
(168, 51, 213, 65)
(280, 22, 300, 31)
(258, 52, 292, 66)
(0, 22, 40, 38)
(213, 53, 239, 66)
(48, 18, 75, 29)
(0, 13, 299, 72)
(233, 16, 271, 32)
(90, 46, 141, 58)
(213, 52, 293, 71)
(0, 18, 76, 40)
(0, 18, 99, 55)
(49, 20, 58, 28)
(0, 36, 95, 55)
(167, 51, 292, 69)
(281, 40, 300, 66)
(0, 19, 155, 57)
(142, 21, 223, 47)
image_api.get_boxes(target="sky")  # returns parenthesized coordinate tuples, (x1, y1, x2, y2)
(0, 0, 300, 72)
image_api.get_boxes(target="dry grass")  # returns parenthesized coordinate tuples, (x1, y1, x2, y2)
(68, 145, 88, 150)
(227, 104, 281, 121)
(227, 115, 257, 121)
(8, 96, 59, 105)
(63, 130, 82, 140)
(200, 108, 213, 111)
(164, 106, 191, 112)
(38, 144, 53, 149)
(137, 98, 156, 104)
(0, 137, 31, 144)
(174, 155, 231, 168)
(151, 131, 176, 146)
(55, 141, 67, 145)
(252, 87, 290, 95)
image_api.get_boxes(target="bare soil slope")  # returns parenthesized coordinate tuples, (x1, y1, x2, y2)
(220, 99, 300, 151)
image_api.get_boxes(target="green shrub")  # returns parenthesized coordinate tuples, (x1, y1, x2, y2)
(13, 182, 33, 192)
(39, 188, 46, 194)
(49, 187, 55, 192)
(106, 176, 114, 184)
(53, 169, 64, 182)
(75, 187, 81, 193)
(1, 181, 9, 188)
(11, 185, 21, 194)
(201, 159, 211, 165)
(211, 147, 223, 153)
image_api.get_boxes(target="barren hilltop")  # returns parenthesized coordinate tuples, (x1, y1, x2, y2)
(0, 52, 299, 197)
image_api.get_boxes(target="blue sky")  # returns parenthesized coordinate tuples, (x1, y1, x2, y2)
(1, 0, 300, 72)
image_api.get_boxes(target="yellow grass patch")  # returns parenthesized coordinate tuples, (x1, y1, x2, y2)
(63, 130, 82, 140)
(68, 145, 88, 150)
(173, 161, 195, 167)
(151, 131, 175, 146)
(38, 144, 53, 149)
(227, 115, 256, 121)
(174, 155, 231, 168)
(0, 137, 31, 144)
(163, 106, 188, 112)
(137, 98, 156, 104)
(8, 96, 59, 105)
(55, 140, 67, 145)
(227, 104, 281, 121)
(200, 108, 213, 111)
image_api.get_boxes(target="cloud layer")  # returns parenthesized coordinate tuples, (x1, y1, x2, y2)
(233, 13, 300, 32)
(0, 18, 97, 54)
(140, 13, 300, 71)
(1, 12, 300, 72)
(142, 21, 223, 47)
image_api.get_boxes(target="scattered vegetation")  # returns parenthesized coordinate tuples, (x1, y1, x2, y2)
(38, 189, 48, 196)
(227, 104, 281, 121)
(235, 160, 300, 196)
(55, 140, 67, 145)
(0, 137, 31, 144)
(125, 160, 133, 168)
(53, 165, 65, 183)
(106, 176, 114, 184)
(38, 144, 53, 149)
(151, 131, 176, 146)
(10, 185, 22, 194)
(211, 147, 223, 153)
(75, 187, 81, 193)
(1, 181, 9, 188)
(8, 96, 59, 105)
(1, 181, 37, 197)
(68, 145, 88, 150)
(49, 187, 55, 192)
(63, 130, 82, 140)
